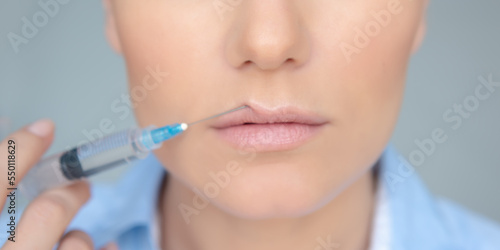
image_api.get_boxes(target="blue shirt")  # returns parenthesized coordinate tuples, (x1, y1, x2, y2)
(2, 145, 500, 249)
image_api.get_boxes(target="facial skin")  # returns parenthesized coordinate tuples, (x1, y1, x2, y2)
(105, 0, 426, 249)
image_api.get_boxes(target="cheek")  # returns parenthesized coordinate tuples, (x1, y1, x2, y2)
(335, 2, 420, 137)
(307, 0, 422, 137)
(345, 6, 419, 143)
(114, 3, 225, 129)
(111, 4, 251, 208)
(305, 1, 422, 193)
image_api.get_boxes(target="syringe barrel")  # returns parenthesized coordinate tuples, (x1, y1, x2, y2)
(18, 128, 150, 200)
(18, 152, 69, 200)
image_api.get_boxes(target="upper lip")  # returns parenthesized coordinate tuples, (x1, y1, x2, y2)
(211, 104, 329, 129)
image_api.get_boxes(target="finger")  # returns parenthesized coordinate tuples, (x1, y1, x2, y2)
(57, 230, 94, 250)
(0, 119, 55, 210)
(2, 181, 90, 250)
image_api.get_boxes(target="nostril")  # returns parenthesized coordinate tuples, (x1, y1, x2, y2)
(242, 60, 253, 68)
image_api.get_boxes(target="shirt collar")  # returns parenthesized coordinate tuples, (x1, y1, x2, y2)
(377, 145, 459, 250)
(369, 159, 392, 250)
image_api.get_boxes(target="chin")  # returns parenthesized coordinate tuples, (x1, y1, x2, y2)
(206, 164, 336, 220)
(214, 191, 326, 220)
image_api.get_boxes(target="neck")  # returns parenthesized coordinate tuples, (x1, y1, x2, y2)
(160, 168, 377, 250)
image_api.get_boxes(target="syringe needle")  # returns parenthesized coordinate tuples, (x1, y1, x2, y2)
(150, 105, 248, 145)
(187, 105, 248, 126)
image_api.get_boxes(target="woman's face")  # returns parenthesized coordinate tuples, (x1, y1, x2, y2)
(106, 0, 426, 219)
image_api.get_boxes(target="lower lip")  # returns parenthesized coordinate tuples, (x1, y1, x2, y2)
(214, 123, 325, 152)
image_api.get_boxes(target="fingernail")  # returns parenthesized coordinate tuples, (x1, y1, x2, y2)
(27, 119, 54, 137)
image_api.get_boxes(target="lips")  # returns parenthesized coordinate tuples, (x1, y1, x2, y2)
(211, 104, 329, 152)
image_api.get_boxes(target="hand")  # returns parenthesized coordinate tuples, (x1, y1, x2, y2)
(1, 119, 93, 250)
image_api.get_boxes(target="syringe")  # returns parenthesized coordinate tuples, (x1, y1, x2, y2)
(18, 105, 248, 200)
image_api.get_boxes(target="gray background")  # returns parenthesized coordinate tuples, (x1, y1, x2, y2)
(1, 1, 499, 223)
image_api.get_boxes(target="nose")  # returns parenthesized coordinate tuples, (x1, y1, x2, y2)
(225, 1, 311, 71)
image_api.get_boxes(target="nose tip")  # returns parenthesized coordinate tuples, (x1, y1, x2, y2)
(225, 3, 310, 71)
